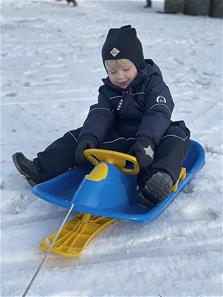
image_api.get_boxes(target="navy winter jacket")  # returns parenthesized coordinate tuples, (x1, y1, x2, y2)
(80, 59, 174, 147)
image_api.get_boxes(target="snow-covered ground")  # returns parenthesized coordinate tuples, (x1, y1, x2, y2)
(1, 0, 223, 296)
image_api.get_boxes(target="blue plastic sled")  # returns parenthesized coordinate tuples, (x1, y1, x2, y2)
(33, 140, 205, 224)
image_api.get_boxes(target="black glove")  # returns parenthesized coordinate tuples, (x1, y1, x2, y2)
(75, 135, 98, 165)
(129, 137, 154, 169)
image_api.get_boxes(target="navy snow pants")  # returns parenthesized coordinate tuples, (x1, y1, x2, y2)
(34, 121, 190, 184)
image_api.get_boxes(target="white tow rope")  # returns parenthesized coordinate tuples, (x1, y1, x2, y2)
(22, 203, 75, 297)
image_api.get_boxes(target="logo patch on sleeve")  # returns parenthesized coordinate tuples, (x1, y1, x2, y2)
(156, 95, 166, 104)
(143, 145, 154, 159)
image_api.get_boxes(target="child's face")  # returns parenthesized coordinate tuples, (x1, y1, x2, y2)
(105, 59, 138, 89)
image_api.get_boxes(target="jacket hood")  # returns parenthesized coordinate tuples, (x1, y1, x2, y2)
(102, 59, 163, 90)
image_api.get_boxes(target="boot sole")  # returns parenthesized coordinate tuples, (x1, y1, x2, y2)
(144, 173, 172, 203)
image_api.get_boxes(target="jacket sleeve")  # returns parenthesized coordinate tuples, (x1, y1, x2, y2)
(136, 75, 174, 146)
(80, 86, 115, 142)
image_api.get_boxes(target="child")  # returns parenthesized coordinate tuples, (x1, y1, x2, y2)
(12, 25, 190, 208)
(66, 0, 77, 6)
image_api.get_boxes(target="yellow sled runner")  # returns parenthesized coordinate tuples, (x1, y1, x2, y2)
(40, 213, 115, 258)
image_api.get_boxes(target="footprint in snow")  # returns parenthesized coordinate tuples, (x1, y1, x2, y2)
(1, 193, 36, 215)
(182, 203, 219, 221)
(183, 183, 194, 193)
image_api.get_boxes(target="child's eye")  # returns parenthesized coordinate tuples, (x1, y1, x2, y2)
(110, 71, 117, 75)
(124, 68, 130, 72)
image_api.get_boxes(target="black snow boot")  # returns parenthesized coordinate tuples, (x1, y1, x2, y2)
(137, 171, 173, 208)
(144, 0, 152, 8)
(12, 152, 42, 186)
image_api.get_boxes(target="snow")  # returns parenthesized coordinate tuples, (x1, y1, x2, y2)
(1, 0, 223, 296)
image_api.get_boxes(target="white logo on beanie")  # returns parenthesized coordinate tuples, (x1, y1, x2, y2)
(110, 48, 120, 57)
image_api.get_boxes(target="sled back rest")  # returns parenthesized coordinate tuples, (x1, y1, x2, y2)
(183, 140, 205, 174)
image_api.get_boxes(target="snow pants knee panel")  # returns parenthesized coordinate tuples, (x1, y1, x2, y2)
(35, 128, 135, 181)
(151, 120, 190, 183)
(35, 128, 81, 180)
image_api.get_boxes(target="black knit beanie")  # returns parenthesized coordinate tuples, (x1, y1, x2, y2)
(102, 25, 145, 72)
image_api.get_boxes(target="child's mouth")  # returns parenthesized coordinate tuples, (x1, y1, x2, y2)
(118, 81, 129, 88)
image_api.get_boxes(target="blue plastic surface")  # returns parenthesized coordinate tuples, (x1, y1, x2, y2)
(33, 140, 205, 224)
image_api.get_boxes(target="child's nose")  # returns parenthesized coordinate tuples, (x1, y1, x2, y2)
(117, 71, 125, 80)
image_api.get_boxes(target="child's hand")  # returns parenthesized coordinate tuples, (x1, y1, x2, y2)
(129, 137, 154, 169)
(75, 135, 98, 165)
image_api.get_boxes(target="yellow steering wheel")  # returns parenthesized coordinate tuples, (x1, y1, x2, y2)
(84, 149, 140, 175)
